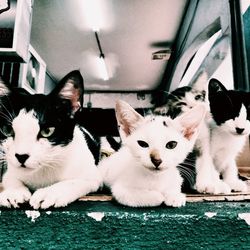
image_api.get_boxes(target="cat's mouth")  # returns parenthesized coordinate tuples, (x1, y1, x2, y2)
(145, 166, 164, 172)
(231, 131, 248, 136)
(20, 164, 26, 168)
(19, 164, 33, 171)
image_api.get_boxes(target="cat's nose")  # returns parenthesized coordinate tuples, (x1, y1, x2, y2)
(235, 127, 244, 134)
(150, 157, 162, 168)
(15, 153, 29, 165)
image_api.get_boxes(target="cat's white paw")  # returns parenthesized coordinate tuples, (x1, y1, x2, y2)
(0, 188, 31, 208)
(195, 179, 217, 194)
(30, 187, 74, 209)
(226, 180, 248, 192)
(195, 179, 231, 194)
(164, 193, 186, 207)
(213, 180, 231, 194)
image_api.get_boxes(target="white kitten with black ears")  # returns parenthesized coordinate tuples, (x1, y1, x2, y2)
(0, 71, 102, 209)
(99, 100, 206, 207)
(208, 79, 250, 193)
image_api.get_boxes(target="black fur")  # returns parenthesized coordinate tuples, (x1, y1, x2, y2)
(208, 78, 250, 125)
(80, 127, 101, 165)
(106, 135, 121, 151)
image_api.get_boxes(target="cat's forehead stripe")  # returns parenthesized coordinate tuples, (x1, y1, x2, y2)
(239, 104, 247, 119)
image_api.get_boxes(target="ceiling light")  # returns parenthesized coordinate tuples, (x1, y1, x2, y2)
(99, 56, 109, 81)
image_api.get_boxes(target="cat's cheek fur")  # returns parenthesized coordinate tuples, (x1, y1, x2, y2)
(223, 119, 250, 136)
(4, 138, 51, 173)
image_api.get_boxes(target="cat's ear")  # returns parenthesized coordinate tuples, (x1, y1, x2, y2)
(115, 100, 144, 138)
(0, 76, 11, 96)
(208, 78, 227, 97)
(175, 104, 206, 140)
(50, 70, 84, 114)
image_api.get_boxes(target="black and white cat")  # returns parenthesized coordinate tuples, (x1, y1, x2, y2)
(99, 100, 206, 207)
(153, 71, 208, 118)
(0, 70, 102, 209)
(208, 79, 249, 192)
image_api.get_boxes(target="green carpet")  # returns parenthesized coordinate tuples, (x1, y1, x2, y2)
(0, 201, 250, 249)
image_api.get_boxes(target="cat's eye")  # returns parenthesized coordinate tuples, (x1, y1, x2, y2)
(137, 140, 149, 148)
(1, 125, 14, 137)
(166, 141, 177, 149)
(40, 127, 55, 138)
(195, 94, 202, 100)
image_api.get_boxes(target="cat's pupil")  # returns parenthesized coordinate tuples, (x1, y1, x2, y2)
(137, 140, 149, 148)
(195, 94, 202, 100)
(166, 141, 177, 149)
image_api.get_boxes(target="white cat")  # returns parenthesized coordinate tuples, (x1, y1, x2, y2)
(99, 100, 206, 207)
(0, 71, 102, 209)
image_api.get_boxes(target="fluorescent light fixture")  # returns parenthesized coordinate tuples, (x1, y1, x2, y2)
(99, 56, 109, 81)
(94, 31, 109, 81)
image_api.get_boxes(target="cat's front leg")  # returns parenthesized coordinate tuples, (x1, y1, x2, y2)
(195, 151, 218, 194)
(195, 151, 231, 194)
(0, 172, 31, 208)
(162, 170, 186, 207)
(111, 183, 164, 207)
(222, 161, 248, 192)
(164, 192, 186, 207)
(30, 177, 101, 209)
(196, 163, 231, 194)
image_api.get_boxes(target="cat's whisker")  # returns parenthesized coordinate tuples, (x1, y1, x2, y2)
(0, 99, 15, 122)
(0, 111, 13, 124)
(178, 165, 196, 186)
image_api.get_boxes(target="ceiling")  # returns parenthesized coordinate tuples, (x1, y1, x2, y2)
(30, 0, 187, 92)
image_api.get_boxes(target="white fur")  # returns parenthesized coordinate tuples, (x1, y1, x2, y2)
(192, 107, 233, 195)
(209, 105, 250, 192)
(0, 109, 102, 209)
(99, 101, 205, 207)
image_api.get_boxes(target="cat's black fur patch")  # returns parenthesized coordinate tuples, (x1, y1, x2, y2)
(80, 127, 101, 165)
(164, 86, 191, 118)
(208, 78, 249, 125)
(106, 135, 121, 151)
